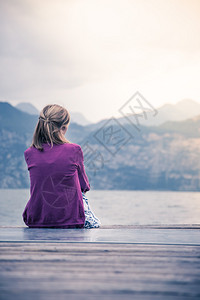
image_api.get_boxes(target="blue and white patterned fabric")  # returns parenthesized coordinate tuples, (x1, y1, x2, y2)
(82, 192, 101, 228)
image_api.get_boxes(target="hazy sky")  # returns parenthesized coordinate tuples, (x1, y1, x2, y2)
(0, 0, 200, 122)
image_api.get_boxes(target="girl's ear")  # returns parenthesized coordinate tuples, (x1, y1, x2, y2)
(61, 126, 67, 132)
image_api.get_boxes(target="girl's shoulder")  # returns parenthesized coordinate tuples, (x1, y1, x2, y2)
(64, 143, 83, 157)
(71, 143, 82, 149)
(24, 142, 82, 155)
(64, 142, 82, 151)
(24, 146, 33, 155)
(24, 146, 34, 162)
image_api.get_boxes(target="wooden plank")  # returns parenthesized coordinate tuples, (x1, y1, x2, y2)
(1, 226, 200, 245)
(0, 242, 200, 299)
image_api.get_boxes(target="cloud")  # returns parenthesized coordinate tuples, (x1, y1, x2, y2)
(0, 0, 200, 121)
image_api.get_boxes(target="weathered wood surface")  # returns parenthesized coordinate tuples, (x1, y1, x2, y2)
(0, 242, 200, 300)
(1, 226, 200, 245)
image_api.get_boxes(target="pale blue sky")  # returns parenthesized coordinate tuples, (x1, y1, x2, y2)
(0, 0, 200, 122)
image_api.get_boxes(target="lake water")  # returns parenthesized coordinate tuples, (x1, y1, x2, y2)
(0, 189, 199, 226)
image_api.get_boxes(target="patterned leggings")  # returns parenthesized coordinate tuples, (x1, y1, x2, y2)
(82, 192, 101, 228)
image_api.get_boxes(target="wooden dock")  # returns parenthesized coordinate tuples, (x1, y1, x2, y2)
(0, 225, 200, 300)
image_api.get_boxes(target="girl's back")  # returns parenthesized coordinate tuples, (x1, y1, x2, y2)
(23, 142, 90, 228)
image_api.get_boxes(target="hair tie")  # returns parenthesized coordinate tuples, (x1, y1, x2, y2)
(39, 116, 50, 123)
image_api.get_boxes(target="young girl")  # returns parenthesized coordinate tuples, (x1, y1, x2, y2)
(22, 104, 100, 229)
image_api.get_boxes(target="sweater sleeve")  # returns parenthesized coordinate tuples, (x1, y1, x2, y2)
(24, 150, 29, 164)
(76, 145, 90, 193)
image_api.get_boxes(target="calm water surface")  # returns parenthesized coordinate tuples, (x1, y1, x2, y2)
(0, 189, 199, 226)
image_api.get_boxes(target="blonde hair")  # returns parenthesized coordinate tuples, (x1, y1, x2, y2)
(30, 104, 71, 151)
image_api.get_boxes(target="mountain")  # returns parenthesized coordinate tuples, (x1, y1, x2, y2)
(83, 99, 200, 132)
(14, 102, 92, 126)
(175, 99, 200, 116)
(0, 101, 200, 190)
(81, 114, 200, 191)
(69, 112, 92, 126)
(152, 99, 200, 125)
(115, 98, 200, 127)
(0, 102, 37, 134)
(15, 102, 40, 115)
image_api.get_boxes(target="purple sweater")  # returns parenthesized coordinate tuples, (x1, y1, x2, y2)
(22, 142, 90, 228)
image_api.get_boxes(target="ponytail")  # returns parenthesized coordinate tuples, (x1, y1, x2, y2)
(30, 104, 71, 151)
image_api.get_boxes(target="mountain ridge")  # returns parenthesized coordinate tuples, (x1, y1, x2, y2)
(0, 101, 200, 190)
(8, 98, 200, 127)
(12, 101, 92, 126)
